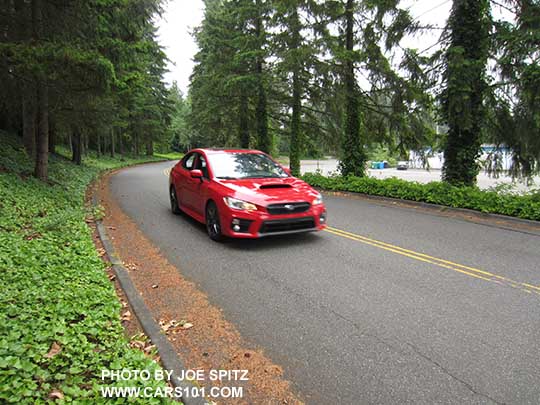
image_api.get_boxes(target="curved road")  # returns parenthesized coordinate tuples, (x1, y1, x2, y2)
(110, 161, 540, 404)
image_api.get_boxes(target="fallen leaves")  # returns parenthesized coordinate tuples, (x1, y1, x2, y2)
(44, 342, 62, 359)
(159, 319, 193, 334)
(129, 334, 159, 360)
(24, 232, 42, 241)
(124, 262, 138, 271)
(121, 311, 132, 322)
(48, 390, 64, 400)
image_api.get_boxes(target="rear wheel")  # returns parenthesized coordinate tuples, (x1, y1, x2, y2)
(170, 186, 181, 215)
(206, 201, 223, 242)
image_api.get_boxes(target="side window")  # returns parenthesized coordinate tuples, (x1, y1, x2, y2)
(196, 155, 209, 178)
(182, 153, 196, 170)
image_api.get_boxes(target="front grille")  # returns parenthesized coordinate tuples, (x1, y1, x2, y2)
(266, 202, 311, 215)
(259, 217, 315, 234)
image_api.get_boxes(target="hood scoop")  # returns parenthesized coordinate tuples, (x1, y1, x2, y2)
(259, 183, 292, 189)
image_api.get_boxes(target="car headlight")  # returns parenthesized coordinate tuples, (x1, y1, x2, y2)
(313, 193, 323, 205)
(223, 197, 257, 211)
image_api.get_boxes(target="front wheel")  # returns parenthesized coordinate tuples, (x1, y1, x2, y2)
(206, 201, 224, 242)
(170, 186, 181, 215)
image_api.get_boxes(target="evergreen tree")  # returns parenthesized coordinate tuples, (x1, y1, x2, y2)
(441, 0, 490, 185)
(489, 0, 540, 178)
(0, 0, 171, 178)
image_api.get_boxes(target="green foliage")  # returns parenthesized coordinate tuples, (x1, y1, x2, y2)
(367, 144, 398, 166)
(189, 0, 271, 150)
(153, 152, 184, 161)
(488, 0, 540, 178)
(440, 0, 490, 186)
(166, 83, 192, 152)
(302, 172, 540, 221)
(0, 140, 173, 403)
(0, 0, 172, 179)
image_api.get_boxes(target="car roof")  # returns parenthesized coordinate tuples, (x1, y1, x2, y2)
(193, 148, 264, 155)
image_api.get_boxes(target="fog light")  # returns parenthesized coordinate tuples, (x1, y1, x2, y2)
(320, 212, 327, 223)
(233, 224, 241, 232)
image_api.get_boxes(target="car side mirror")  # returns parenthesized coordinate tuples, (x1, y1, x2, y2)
(190, 169, 203, 179)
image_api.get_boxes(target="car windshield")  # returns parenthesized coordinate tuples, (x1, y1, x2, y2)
(209, 152, 289, 179)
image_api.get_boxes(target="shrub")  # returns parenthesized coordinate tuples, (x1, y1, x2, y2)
(302, 172, 540, 221)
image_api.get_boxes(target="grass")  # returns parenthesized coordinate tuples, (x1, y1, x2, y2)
(0, 133, 175, 403)
(153, 152, 183, 161)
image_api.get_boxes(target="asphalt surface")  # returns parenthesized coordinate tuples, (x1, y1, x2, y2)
(110, 161, 540, 404)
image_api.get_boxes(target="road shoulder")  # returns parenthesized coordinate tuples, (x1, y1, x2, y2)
(93, 169, 303, 405)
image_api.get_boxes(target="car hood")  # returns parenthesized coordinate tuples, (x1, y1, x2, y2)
(216, 177, 319, 206)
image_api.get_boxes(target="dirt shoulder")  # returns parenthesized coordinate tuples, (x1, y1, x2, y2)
(93, 170, 303, 405)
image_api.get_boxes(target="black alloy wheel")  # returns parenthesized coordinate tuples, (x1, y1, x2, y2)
(170, 186, 181, 215)
(205, 201, 223, 242)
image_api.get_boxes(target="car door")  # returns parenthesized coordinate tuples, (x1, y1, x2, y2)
(191, 153, 211, 215)
(175, 152, 197, 209)
(182, 152, 205, 211)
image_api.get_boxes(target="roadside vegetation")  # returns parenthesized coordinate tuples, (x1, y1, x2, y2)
(184, 0, 540, 183)
(0, 134, 173, 403)
(303, 172, 540, 221)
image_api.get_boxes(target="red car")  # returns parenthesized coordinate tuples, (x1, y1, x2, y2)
(169, 149, 327, 241)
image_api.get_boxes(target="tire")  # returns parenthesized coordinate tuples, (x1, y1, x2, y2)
(170, 186, 181, 215)
(205, 201, 224, 242)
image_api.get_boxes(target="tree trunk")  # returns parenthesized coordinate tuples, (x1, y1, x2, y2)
(83, 133, 89, 156)
(290, 69, 301, 176)
(32, 0, 49, 180)
(34, 81, 49, 180)
(134, 133, 139, 156)
(71, 126, 82, 165)
(145, 140, 153, 156)
(22, 82, 36, 158)
(255, 0, 270, 154)
(110, 129, 115, 158)
(118, 130, 124, 155)
(442, 0, 489, 186)
(101, 132, 106, 155)
(239, 92, 250, 148)
(289, 8, 301, 176)
(48, 115, 56, 154)
(339, 0, 366, 177)
(96, 133, 101, 156)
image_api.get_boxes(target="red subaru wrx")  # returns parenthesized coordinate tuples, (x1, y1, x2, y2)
(169, 149, 327, 241)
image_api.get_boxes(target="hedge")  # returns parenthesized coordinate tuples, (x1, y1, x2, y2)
(302, 172, 540, 221)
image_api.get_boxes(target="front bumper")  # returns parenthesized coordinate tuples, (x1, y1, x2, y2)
(219, 203, 327, 238)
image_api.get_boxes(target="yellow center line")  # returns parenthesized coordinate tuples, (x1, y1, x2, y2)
(161, 164, 538, 295)
(324, 226, 540, 296)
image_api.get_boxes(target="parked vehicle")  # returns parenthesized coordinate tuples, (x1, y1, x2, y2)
(169, 149, 327, 241)
(396, 161, 409, 170)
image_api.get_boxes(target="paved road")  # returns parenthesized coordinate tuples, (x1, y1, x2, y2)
(300, 158, 540, 193)
(110, 161, 540, 404)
